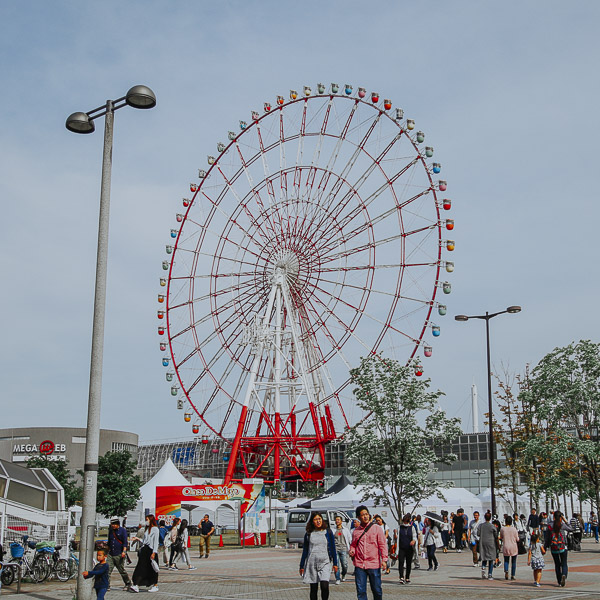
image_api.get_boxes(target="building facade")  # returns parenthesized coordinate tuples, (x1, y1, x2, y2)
(0, 427, 139, 479)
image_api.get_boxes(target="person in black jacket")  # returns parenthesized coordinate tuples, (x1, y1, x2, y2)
(299, 513, 338, 600)
(83, 549, 110, 600)
(527, 509, 540, 533)
(397, 514, 416, 584)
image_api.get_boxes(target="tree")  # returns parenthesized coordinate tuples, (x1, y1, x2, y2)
(345, 355, 462, 523)
(521, 340, 600, 512)
(95, 450, 142, 518)
(26, 456, 82, 508)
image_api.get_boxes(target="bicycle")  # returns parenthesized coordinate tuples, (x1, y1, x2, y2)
(0, 539, 49, 586)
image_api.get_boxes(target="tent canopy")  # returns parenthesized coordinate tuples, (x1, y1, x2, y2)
(140, 458, 189, 511)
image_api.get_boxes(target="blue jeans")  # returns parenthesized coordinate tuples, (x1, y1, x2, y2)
(96, 587, 108, 600)
(552, 551, 568, 584)
(354, 567, 382, 600)
(481, 560, 494, 576)
(504, 555, 517, 577)
(335, 550, 348, 581)
(591, 525, 599, 542)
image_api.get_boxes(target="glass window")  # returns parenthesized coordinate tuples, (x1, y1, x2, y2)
(7, 481, 45, 509)
(0, 475, 6, 497)
(289, 512, 309, 523)
(46, 491, 59, 511)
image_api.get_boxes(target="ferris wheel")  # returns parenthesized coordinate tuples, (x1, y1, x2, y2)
(158, 83, 454, 483)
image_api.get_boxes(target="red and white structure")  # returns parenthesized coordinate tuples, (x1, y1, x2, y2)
(160, 84, 454, 483)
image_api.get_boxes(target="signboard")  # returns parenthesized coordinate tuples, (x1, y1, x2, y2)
(156, 483, 264, 525)
(12, 441, 67, 462)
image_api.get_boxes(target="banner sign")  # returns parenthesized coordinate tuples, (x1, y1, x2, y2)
(156, 483, 264, 525)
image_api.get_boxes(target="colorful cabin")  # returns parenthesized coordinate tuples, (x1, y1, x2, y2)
(166, 372, 173, 382)
(424, 346, 433, 358)
(263, 103, 271, 112)
(438, 180, 447, 191)
(228, 131, 236, 140)
(432, 324, 441, 337)
(162, 357, 169, 366)
(158, 326, 165, 335)
(171, 386, 178, 396)
(198, 169, 206, 178)
(384, 99, 392, 110)
(158, 294, 165, 303)
(162, 261, 169, 270)
(433, 163, 441, 174)
(207, 156, 215, 165)
(240, 120, 247, 130)
(446, 219, 454, 231)
(414, 364, 423, 377)
(438, 304, 447, 316)
(176, 214, 183, 223)
(443, 282, 452, 294)
(166, 245, 173, 254)
(190, 183, 197, 192)
(407, 119, 415, 130)
(202, 435, 209, 444)
(344, 84, 353, 95)
(395, 108, 404, 120)
(317, 83, 325, 94)
(184, 412, 192, 422)
(417, 131, 425, 143)
(358, 87, 366, 98)
(425, 146, 434, 158)
(183, 197, 191, 207)
(212, 447, 219, 454)
(251, 111, 260, 121)
(170, 229, 177, 238)
(304, 86, 312, 96)
(445, 261, 454, 273)
(276, 96, 284, 105)
(159, 342, 167, 351)
(443, 198, 451, 210)
(331, 83, 340, 93)
(157, 310, 165, 320)
(177, 398, 183, 409)
(192, 424, 199, 434)
(290, 90, 298, 100)
(160, 278, 167, 287)
(217, 142, 226, 152)
(446, 240, 455, 251)
(371, 92, 379, 103)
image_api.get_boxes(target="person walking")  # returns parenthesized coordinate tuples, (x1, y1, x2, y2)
(410, 515, 421, 570)
(422, 517, 440, 571)
(349, 505, 388, 600)
(549, 510, 571, 587)
(527, 532, 546, 587)
(175, 519, 196, 570)
(333, 515, 352, 584)
(590, 511, 599, 543)
(83, 548, 110, 600)
(374, 515, 390, 574)
(158, 520, 169, 567)
(198, 514, 215, 558)
(452, 509, 465, 553)
(396, 514, 416, 585)
(468, 511, 481, 566)
(167, 517, 181, 569)
(107, 518, 132, 590)
(479, 512, 500, 580)
(129, 514, 160, 593)
(569, 514, 582, 550)
(299, 512, 338, 600)
(440, 515, 450, 553)
(500, 515, 519, 581)
(527, 508, 540, 534)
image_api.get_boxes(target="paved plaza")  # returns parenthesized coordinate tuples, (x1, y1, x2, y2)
(4, 539, 600, 600)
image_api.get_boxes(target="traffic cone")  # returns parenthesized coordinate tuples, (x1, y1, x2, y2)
(219, 534, 224, 547)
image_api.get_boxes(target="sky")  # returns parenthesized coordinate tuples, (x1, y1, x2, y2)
(1, 1, 598, 444)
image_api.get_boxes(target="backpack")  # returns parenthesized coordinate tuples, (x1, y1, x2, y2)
(550, 531, 565, 553)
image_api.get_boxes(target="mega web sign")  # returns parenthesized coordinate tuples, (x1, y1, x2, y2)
(156, 483, 264, 525)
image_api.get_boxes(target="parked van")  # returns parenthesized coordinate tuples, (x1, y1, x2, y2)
(287, 508, 352, 546)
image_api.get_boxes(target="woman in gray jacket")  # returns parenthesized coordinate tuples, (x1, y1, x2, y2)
(479, 512, 500, 580)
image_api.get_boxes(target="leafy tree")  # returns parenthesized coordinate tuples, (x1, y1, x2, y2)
(521, 340, 600, 512)
(95, 450, 142, 518)
(345, 355, 461, 522)
(26, 456, 82, 508)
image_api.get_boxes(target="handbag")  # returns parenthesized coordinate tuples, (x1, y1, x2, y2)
(151, 558, 160, 573)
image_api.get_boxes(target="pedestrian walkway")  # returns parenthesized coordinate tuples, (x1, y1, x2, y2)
(5, 538, 600, 599)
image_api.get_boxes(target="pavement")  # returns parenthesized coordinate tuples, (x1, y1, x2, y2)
(3, 538, 600, 600)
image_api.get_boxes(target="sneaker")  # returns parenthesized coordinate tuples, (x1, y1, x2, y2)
(399, 578, 405, 585)
(341, 577, 346, 582)
(335, 580, 341, 585)
(457, 549, 462, 553)
(405, 579, 411, 584)
(534, 582, 540, 587)
(189, 566, 197, 570)
(561, 575, 566, 587)
(511, 576, 515, 580)
(434, 565, 438, 571)
(481, 570, 486, 579)
(148, 585, 159, 593)
(488, 575, 493, 580)
(129, 585, 139, 593)
(427, 567, 433, 571)
(204, 555, 208, 558)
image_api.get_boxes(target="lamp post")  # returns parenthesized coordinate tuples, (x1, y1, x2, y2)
(66, 85, 156, 600)
(473, 469, 487, 495)
(455, 306, 521, 517)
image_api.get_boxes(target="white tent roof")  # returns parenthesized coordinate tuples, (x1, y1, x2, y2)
(140, 458, 189, 511)
(477, 487, 528, 516)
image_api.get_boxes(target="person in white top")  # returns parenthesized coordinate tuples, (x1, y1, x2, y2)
(130, 514, 160, 593)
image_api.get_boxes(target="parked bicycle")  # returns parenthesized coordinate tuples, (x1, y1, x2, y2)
(0, 538, 49, 585)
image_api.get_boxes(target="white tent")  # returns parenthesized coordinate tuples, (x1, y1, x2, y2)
(477, 488, 528, 516)
(415, 487, 483, 517)
(139, 458, 189, 512)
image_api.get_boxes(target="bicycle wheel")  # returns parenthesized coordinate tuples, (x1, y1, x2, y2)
(55, 558, 71, 582)
(1, 564, 15, 586)
(31, 559, 50, 583)
(67, 557, 78, 579)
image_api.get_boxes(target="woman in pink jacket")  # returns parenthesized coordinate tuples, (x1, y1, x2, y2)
(500, 515, 520, 580)
(349, 506, 388, 600)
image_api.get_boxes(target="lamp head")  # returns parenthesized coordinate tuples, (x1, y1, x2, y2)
(454, 315, 469, 321)
(126, 85, 157, 109)
(506, 306, 521, 314)
(66, 112, 95, 134)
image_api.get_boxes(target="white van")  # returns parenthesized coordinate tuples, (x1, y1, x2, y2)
(286, 508, 352, 546)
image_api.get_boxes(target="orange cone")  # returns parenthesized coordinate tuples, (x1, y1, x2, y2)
(219, 534, 224, 547)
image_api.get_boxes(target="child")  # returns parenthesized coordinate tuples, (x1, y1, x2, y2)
(527, 532, 546, 587)
(83, 549, 110, 599)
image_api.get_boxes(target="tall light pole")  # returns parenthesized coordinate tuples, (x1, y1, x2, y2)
(66, 85, 156, 600)
(473, 469, 487, 495)
(455, 306, 521, 517)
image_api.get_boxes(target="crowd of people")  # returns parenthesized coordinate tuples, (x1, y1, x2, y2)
(298, 505, 596, 600)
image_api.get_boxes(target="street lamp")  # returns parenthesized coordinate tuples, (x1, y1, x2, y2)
(455, 306, 521, 517)
(473, 469, 487, 495)
(66, 85, 156, 600)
